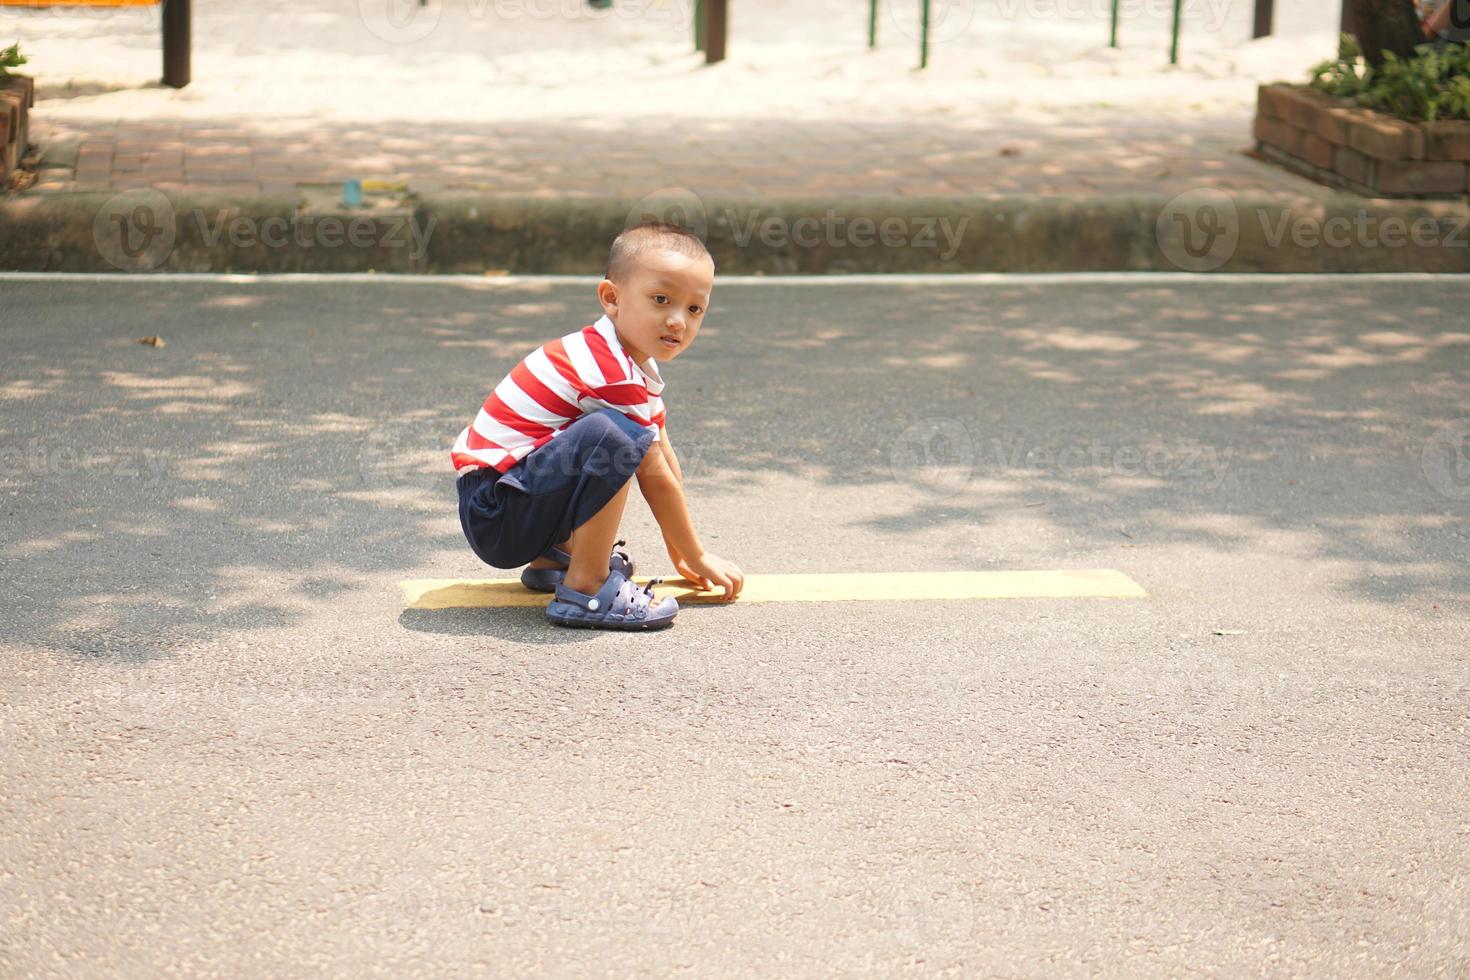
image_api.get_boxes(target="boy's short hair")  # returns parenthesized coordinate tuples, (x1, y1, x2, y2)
(607, 222, 713, 283)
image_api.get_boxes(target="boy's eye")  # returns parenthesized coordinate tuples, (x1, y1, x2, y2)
(653, 294, 669, 304)
(688, 306, 703, 315)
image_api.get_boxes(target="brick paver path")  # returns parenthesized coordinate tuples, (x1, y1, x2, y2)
(26, 113, 1333, 201)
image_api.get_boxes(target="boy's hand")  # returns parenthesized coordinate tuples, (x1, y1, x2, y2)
(668, 541, 744, 600)
(666, 540, 708, 589)
(685, 551, 744, 601)
(669, 550, 706, 589)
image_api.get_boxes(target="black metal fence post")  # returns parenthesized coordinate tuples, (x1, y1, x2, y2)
(703, 0, 726, 63)
(1253, 0, 1274, 38)
(162, 0, 190, 88)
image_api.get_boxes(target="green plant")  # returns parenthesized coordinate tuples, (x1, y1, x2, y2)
(1310, 34, 1368, 98)
(1368, 43, 1470, 121)
(0, 42, 25, 77)
(1308, 32, 1470, 122)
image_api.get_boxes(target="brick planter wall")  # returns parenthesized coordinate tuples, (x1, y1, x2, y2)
(1, 74, 35, 187)
(1255, 83, 1470, 198)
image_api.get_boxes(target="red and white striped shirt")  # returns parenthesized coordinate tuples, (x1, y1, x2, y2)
(451, 315, 667, 475)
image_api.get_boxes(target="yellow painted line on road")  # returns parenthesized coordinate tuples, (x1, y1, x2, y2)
(401, 569, 1147, 610)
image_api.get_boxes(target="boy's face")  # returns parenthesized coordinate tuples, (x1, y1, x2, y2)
(597, 248, 715, 365)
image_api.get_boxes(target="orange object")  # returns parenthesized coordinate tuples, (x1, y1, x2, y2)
(0, 0, 159, 6)
(1, 0, 185, 88)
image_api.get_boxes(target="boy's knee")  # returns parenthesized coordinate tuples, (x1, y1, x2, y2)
(582, 407, 623, 434)
(578, 412, 651, 480)
(612, 441, 648, 479)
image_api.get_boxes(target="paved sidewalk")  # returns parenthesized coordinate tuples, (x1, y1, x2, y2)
(9, 0, 1468, 274)
(9, 0, 1349, 201)
(27, 112, 1328, 201)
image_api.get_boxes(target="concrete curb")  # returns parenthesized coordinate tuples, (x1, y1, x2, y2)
(1, 187, 1467, 274)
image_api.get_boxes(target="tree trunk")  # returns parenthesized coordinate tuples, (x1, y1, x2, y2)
(1345, 0, 1424, 66)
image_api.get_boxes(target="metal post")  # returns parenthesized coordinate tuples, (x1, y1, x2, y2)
(695, 0, 705, 51)
(1252, 0, 1273, 38)
(162, 0, 190, 89)
(920, 0, 931, 68)
(1339, 0, 1353, 36)
(1109, 0, 1119, 47)
(703, 0, 726, 64)
(1169, 0, 1181, 65)
(869, 0, 878, 48)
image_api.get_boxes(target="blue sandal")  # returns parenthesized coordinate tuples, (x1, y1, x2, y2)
(520, 539, 634, 593)
(545, 569, 678, 631)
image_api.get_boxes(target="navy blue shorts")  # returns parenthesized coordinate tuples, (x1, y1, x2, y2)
(456, 408, 656, 569)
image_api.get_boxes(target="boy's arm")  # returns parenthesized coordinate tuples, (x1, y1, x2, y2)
(658, 423, 685, 485)
(637, 441, 701, 561)
(654, 427, 695, 573)
(1425, 0, 1454, 37)
(636, 438, 744, 598)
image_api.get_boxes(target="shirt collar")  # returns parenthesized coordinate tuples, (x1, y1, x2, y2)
(593, 314, 665, 394)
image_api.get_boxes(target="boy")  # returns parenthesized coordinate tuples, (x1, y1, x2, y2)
(1421, 0, 1470, 43)
(451, 223, 744, 631)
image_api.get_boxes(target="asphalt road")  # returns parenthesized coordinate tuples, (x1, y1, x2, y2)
(1, 274, 1467, 977)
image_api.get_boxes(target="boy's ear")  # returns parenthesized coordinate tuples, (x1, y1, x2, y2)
(596, 278, 619, 318)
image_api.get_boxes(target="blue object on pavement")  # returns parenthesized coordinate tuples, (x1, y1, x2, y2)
(342, 179, 364, 207)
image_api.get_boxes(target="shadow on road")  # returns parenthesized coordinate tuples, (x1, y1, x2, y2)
(0, 278, 1465, 660)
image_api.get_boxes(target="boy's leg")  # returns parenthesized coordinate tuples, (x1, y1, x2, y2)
(524, 410, 644, 572)
(526, 538, 572, 570)
(472, 408, 652, 577)
(561, 478, 634, 596)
